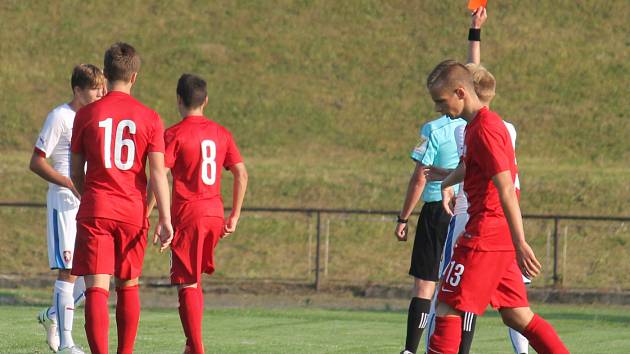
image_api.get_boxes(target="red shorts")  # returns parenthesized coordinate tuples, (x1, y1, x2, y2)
(71, 218, 147, 280)
(170, 216, 224, 284)
(438, 245, 529, 315)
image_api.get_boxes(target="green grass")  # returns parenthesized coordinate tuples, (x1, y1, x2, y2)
(1, 0, 628, 210)
(1, 303, 629, 353)
(0, 1, 629, 288)
(2, 204, 629, 289)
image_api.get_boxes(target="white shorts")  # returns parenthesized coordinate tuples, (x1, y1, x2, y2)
(438, 213, 469, 276)
(46, 188, 79, 269)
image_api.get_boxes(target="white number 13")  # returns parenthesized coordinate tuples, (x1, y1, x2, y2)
(98, 118, 136, 170)
(444, 261, 465, 287)
(201, 139, 216, 185)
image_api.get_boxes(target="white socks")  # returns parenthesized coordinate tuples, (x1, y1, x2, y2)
(53, 280, 76, 348)
(72, 276, 86, 306)
(509, 327, 529, 354)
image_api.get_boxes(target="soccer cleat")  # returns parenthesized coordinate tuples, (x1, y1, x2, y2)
(37, 308, 60, 352)
(57, 346, 85, 354)
(400, 351, 414, 354)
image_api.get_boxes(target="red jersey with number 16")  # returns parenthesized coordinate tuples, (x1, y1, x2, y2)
(460, 107, 518, 251)
(164, 116, 242, 227)
(71, 91, 165, 227)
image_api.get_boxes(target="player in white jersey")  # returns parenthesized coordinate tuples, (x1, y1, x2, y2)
(423, 8, 531, 354)
(29, 64, 105, 353)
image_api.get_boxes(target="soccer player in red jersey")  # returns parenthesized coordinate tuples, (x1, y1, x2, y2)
(153, 74, 247, 353)
(70, 42, 173, 354)
(425, 60, 569, 354)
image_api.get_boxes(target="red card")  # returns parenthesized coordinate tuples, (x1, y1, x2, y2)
(467, 0, 488, 10)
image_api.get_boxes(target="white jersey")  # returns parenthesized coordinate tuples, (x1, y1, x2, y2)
(453, 121, 518, 215)
(35, 103, 76, 192)
(453, 124, 468, 215)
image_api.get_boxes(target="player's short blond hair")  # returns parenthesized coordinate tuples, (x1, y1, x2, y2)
(426, 59, 475, 93)
(465, 63, 496, 104)
(71, 64, 104, 91)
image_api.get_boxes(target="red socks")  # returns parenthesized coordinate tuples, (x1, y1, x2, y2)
(85, 287, 110, 354)
(427, 316, 462, 354)
(522, 314, 570, 354)
(179, 287, 204, 354)
(116, 285, 141, 354)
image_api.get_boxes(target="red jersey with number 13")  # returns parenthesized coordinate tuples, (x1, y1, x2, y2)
(164, 116, 242, 226)
(461, 107, 518, 251)
(71, 91, 165, 227)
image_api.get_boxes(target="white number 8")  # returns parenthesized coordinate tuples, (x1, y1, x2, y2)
(201, 139, 216, 185)
(98, 118, 136, 170)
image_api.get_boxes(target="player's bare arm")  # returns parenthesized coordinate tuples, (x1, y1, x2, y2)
(29, 152, 80, 199)
(223, 162, 248, 236)
(423, 165, 452, 182)
(492, 170, 542, 278)
(467, 6, 487, 65)
(145, 180, 156, 219)
(395, 162, 427, 241)
(70, 153, 86, 196)
(145, 168, 170, 220)
(148, 152, 173, 252)
(439, 161, 466, 215)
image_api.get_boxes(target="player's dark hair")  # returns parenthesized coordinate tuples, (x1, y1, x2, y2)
(71, 64, 104, 91)
(177, 74, 207, 109)
(104, 42, 141, 82)
(426, 59, 474, 92)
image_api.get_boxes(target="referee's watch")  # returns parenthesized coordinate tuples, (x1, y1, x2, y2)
(397, 216, 408, 224)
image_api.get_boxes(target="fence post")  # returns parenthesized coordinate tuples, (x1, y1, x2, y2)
(552, 217, 559, 287)
(315, 211, 322, 291)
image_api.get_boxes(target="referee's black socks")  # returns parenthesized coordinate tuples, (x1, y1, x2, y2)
(404, 297, 432, 353)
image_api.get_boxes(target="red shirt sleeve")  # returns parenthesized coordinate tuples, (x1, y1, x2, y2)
(70, 110, 85, 154)
(33, 147, 46, 157)
(147, 113, 165, 153)
(223, 131, 243, 169)
(163, 128, 177, 169)
(472, 124, 511, 178)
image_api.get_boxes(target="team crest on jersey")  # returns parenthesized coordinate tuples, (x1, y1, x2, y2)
(412, 135, 428, 157)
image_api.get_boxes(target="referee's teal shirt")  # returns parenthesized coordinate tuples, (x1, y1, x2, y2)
(410, 115, 466, 202)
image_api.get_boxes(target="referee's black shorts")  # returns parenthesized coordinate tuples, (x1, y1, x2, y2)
(409, 201, 452, 281)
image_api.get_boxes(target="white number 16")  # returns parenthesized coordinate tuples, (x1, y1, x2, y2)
(98, 118, 136, 170)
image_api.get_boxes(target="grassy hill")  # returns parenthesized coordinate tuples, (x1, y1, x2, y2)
(1, 0, 628, 214)
(0, 1, 628, 287)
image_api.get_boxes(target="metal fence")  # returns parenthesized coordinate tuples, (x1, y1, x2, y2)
(1, 203, 629, 291)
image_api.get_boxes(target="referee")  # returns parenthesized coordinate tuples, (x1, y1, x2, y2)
(395, 113, 465, 354)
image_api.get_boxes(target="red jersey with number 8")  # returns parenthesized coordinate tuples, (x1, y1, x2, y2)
(164, 116, 242, 226)
(71, 91, 165, 227)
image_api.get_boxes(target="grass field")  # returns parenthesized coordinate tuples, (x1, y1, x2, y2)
(1, 1, 628, 213)
(1, 1, 629, 289)
(1, 302, 629, 353)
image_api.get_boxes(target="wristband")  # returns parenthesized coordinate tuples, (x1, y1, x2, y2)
(468, 28, 481, 41)
(397, 216, 408, 224)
